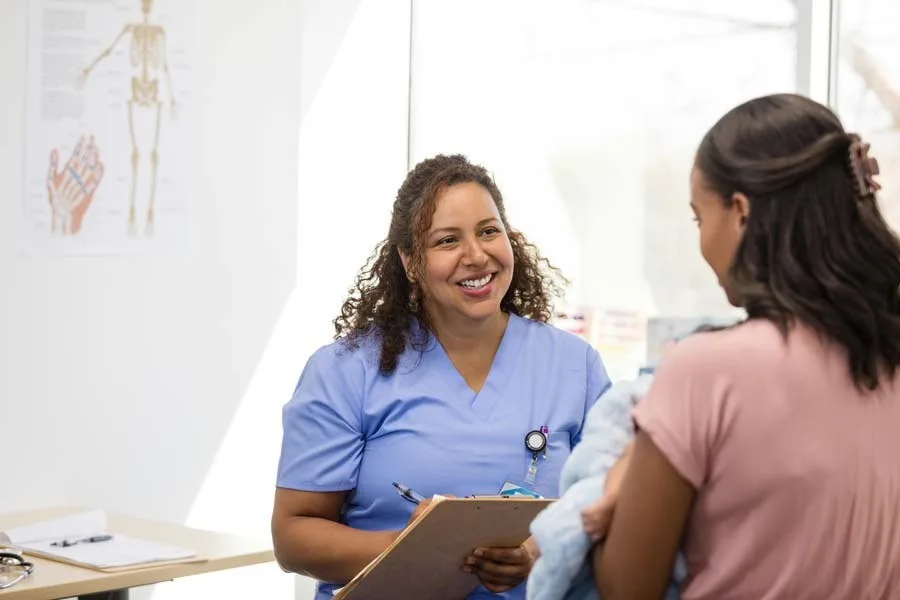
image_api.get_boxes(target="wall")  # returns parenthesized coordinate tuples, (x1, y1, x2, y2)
(1, 0, 299, 521)
(159, 0, 412, 597)
(0, 0, 410, 598)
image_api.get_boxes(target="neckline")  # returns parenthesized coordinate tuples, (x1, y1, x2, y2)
(428, 313, 526, 419)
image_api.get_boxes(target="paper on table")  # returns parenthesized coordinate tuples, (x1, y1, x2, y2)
(4, 509, 107, 545)
(22, 534, 196, 569)
(2, 510, 198, 571)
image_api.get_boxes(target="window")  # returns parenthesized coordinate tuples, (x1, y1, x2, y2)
(409, 0, 798, 377)
(834, 0, 900, 226)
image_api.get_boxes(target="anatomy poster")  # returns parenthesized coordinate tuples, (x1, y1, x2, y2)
(22, 0, 193, 256)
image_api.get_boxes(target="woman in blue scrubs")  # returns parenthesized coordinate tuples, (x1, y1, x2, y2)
(272, 154, 611, 599)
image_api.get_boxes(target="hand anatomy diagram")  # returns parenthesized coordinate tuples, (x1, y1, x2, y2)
(77, 0, 176, 236)
(47, 135, 105, 236)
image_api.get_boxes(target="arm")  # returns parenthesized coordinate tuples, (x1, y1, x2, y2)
(81, 25, 130, 80)
(160, 30, 176, 109)
(271, 488, 399, 582)
(274, 345, 377, 582)
(581, 439, 634, 542)
(605, 439, 633, 493)
(591, 430, 694, 600)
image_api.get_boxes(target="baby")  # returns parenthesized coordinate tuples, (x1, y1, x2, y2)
(527, 323, 728, 600)
(582, 322, 729, 541)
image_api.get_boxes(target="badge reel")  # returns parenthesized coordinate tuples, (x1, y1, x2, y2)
(499, 428, 549, 498)
(523, 429, 547, 487)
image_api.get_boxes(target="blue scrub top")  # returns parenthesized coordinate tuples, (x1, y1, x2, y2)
(277, 313, 611, 600)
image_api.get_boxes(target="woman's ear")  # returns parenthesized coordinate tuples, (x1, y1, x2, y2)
(731, 192, 750, 228)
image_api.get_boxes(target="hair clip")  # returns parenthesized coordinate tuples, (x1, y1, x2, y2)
(848, 135, 882, 199)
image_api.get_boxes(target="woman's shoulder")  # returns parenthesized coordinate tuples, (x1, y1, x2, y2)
(662, 318, 785, 373)
(306, 330, 383, 373)
(306, 325, 427, 376)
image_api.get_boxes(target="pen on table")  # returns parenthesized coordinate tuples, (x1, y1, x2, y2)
(392, 481, 427, 505)
(51, 534, 114, 547)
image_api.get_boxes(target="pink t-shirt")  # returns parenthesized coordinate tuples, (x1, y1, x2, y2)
(633, 319, 900, 600)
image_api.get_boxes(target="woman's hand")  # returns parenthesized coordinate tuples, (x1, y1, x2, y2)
(582, 440, 634, 543)
(46, 135, 104, 235)
(582, 493, 617, 543)
(405, 499, 431, 526)
(463, 542, 536, 594)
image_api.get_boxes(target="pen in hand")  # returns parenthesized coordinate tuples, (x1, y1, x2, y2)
(392, 481, 427, 505)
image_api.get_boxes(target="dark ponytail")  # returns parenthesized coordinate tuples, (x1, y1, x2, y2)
(696, 93, 900, 391)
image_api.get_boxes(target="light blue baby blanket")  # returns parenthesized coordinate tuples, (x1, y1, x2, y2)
(527, 374, 685, 600)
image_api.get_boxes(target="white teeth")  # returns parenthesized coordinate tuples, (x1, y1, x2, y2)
(460, 274, 492, 289)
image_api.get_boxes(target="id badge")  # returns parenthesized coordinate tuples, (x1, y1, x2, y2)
(499, 479, 542, 499)
(496, 427, 551, 498)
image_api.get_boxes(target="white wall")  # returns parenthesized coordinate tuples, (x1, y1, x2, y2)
(1, 0, 410, 598)
(159, 1, 412, 598)
(1, 0, 300, 520)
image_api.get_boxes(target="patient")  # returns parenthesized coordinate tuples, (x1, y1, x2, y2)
(593, 94, 900, 599)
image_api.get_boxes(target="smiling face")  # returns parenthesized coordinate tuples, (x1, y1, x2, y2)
(689, 166, 749, 306)
(408, 181, 515, 330)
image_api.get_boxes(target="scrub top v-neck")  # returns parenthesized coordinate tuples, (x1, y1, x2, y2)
(277, 313, 611, 600)
(430, 313, 523, 420)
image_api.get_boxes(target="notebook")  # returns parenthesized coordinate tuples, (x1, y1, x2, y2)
(1, 510, 202, 572)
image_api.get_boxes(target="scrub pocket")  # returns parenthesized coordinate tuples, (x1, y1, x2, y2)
(532, 431, 571, 498)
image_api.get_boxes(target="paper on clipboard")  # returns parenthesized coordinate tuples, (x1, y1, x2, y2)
(333, 496, 553, 600)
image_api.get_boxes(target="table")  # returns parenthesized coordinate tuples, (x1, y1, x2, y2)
(0, 507, 275, 600)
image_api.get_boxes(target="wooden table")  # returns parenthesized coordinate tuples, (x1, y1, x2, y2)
(0, 507, 275, 600)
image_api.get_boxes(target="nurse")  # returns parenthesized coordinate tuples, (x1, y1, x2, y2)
(272, 154, 611, 599)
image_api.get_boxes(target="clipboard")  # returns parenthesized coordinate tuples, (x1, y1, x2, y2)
(333, 496, 554, 600)
(1, 510, 203, 573)
(20, 542, 206, 573)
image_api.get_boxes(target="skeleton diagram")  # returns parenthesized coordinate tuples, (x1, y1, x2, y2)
(78, 0, 176, 236)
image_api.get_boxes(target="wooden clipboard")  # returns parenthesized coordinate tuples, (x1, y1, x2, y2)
(333, 496, 554, 600)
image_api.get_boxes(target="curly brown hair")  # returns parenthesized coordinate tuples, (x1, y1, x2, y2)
(333, 154, 567, 374)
